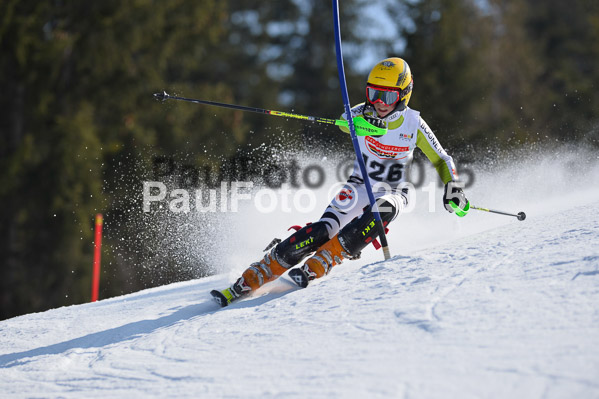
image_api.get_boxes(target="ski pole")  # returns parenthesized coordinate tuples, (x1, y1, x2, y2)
(153, 91, 386, 136)
(471, 205, 526, 221)
(332, 0, 391, 260)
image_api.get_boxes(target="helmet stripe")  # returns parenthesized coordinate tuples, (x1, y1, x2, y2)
(396, 60, 408, 87)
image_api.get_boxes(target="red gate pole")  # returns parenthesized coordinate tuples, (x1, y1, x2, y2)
(91, 213, 103, 302)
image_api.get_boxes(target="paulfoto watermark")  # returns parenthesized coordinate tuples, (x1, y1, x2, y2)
(143, 181, 319, 214)
(142, 180, 456, 215)
(143, 155, 476, 215)
(150, 155, 476, 191)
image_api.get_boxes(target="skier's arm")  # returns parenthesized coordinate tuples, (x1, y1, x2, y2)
(416, 118, 458, 184)
(337, 104, 367, 134)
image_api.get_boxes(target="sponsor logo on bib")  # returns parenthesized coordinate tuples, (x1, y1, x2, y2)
(365, 136, 408, 159)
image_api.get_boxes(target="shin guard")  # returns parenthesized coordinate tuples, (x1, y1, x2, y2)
(273, 221, 330, 266)
(338, 198, 398, 256)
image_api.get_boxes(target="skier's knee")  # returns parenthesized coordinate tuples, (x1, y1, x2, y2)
(375, 196, 401, 223)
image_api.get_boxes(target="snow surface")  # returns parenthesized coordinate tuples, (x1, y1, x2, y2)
(1, 149, 599, 398)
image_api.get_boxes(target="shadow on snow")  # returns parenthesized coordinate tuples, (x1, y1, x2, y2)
(0, 281, 300, 369)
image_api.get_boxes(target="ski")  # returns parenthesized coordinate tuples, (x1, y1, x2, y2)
(210, 289, 235, 308)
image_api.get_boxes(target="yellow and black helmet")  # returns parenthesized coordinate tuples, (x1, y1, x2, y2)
(366, 57, 413, 111)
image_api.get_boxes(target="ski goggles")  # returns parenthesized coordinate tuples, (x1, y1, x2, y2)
(366, 81, 413, 106)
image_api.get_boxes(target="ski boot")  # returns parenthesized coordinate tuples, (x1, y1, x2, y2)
(288, 234, 352, 288)
(211, 249, 288, 307)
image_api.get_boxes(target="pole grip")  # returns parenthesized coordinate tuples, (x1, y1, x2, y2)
(91, 213, 103, 302)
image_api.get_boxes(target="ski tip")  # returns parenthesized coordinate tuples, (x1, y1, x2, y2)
(210, 289, 229, 308)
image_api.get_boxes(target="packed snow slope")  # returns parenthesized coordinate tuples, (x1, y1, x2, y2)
(1, 200, 599, 398)
(1, 147, 599, 398)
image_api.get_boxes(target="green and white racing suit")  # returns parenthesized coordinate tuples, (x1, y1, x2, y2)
(318, 103, 459, 238)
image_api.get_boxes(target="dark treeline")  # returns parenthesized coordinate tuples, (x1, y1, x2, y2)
(1, 0, 597, 320)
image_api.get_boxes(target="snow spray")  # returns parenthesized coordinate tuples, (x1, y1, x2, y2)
(106, 130, 599, 285)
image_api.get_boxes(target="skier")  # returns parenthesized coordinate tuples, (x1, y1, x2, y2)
(211, 57, 469, 307)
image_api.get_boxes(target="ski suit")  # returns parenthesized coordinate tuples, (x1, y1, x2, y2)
(237, 103, 459, 292)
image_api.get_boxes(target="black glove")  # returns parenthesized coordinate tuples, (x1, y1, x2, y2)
(362, 105, 386, 130)
(364, 114, 386, 129)
(444, 181, 469, 216)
